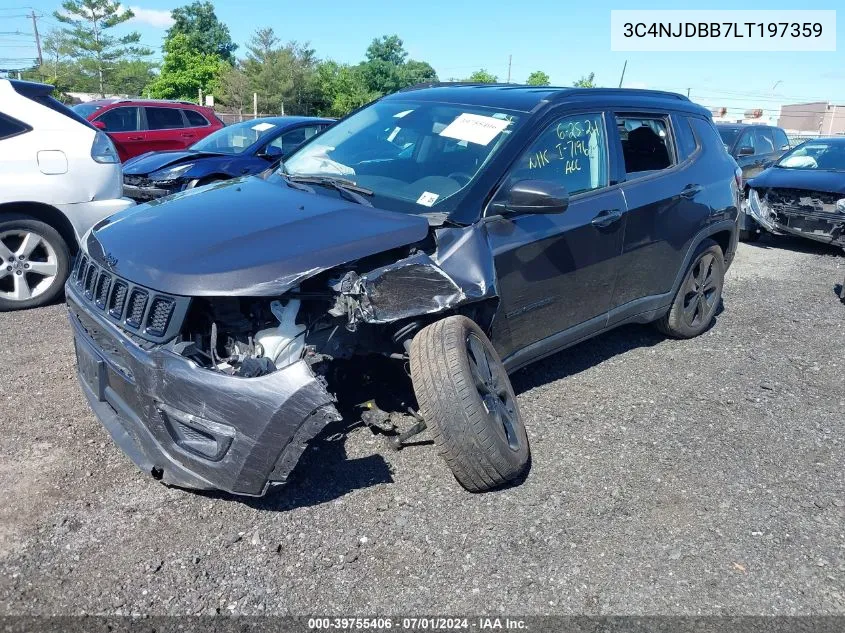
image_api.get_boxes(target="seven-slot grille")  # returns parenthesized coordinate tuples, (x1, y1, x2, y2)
(71, 255, 184, 342)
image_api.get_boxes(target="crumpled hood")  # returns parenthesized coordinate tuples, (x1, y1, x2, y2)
(123, 150, 221, 176)
(748, 168, 845, 195)
(86, 175, 430, 296)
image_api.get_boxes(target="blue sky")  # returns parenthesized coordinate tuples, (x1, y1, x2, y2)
(2, 0, 843, 122)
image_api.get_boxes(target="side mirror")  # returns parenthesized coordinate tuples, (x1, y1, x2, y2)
(492, 179, 569, 215)
(92, 120, 107, 130)
(737, 146, 754, 157)
(261, 144, 283, 160)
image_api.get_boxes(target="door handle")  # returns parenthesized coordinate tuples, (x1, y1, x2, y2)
(181, 133, 195, 138)
(127, 136, 143, 141)
(681, 184, 703, 199)
(591, 208, 623, 228)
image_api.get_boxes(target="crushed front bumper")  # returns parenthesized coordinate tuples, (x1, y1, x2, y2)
(747, 189, 845, 247)
(66, 287, 341, 496)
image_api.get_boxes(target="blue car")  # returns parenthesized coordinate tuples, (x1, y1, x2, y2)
(122, 116, 334, 201)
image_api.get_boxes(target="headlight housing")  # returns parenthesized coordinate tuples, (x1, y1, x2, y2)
(91, 131, 119, 164)
(836, 198, 845, 214)
(149, 163, 194, 183)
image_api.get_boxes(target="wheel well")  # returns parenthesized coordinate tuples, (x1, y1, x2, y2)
(709, 230, 732, 257)
(0, 201, 79, 255)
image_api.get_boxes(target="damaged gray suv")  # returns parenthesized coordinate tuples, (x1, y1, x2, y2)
(67, 84, 740, 496)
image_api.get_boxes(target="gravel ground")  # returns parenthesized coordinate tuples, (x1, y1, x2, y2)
(0, 236, 843, 616)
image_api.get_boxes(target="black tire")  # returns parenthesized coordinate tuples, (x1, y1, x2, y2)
(655, 239, 725, 339)
(409, 316, 530, 492)
(739, 228, 761, 242)
(0, 215, 71, 312)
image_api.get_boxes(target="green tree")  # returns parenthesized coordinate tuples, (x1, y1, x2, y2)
(113, 59, 157, 96)
(573, 72, 596, 88)
(217, 63, 250, 116)
(358, 35, 438, 96)
(401, 60, 438, 86)
(466, 69, 497, 83)
(147, 33, 226, 101)
(314, 61, 375, 117)
(365, 35, 407, 66)
(168, 1, 237, 62)
(526, 70, 550, 86)
(53, 0, 151, 96)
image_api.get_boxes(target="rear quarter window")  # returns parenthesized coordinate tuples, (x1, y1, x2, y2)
(0, 112, 31, 140)
(690, 118, 729, 155)
(183, 109, 209, 127)
(675, 115, 699, 161)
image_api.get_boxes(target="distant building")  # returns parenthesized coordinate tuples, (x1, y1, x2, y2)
(777, 102, 845, 136)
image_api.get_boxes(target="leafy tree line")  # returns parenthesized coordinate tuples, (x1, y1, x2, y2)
(23, 0, 596, 117)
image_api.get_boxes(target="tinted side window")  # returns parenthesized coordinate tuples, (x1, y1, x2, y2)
(616, 115, 675, 175)
(508, 112, 608, 196)
(772, 128, 790, 151)
(690, 117, 729, 154)
(676, 116, 699, 160)
(754, 128, 775, 154)
(737, 129, 755, 154)
(0, 112, 31, 140)
(95, 106, 140, 132)
(183, 109, 209, 127)
(268, 125, 323, 154)
(145, 107, 185, 130)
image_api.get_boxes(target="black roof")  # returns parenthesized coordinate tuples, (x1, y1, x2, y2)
(385, 82, 707, 116)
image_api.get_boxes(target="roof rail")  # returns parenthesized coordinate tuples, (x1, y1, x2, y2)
(396, 82, 689, 102)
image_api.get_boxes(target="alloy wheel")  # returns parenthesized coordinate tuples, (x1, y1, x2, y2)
(681, 252, 718, 329)
(466, 333, 521, 451)
(0, 230, 59, 302)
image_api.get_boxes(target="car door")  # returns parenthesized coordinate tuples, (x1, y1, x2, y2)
(733, 127, 767, 181)
(180, 108, 214, 145)
(142, 106, 190, 154)
(92, 106, 144, 162)
(609, 112, 710, 317)
(486, 110, 627, 362)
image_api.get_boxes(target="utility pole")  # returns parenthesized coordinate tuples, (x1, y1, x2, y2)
(30, 10, 42, 66)
(506, 54, 512, 83)
(687, 87, 691, 97)
(618, 60, 627, 88)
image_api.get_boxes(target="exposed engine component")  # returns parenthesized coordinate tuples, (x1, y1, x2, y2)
(254, 298, 306, 369)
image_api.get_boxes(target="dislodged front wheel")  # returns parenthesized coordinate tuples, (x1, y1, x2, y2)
(0, 217, 70, 311)
(410, 316, 530, 492)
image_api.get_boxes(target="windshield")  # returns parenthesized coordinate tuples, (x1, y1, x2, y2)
(71, 103, 104, 118)
(191, 119, 281, 154)
(280, 100, 521, 214)
(716, 126, 740, 148)
(776, 140, 845, 171)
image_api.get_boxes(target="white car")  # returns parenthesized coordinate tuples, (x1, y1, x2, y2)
(0, 79, 134, 310)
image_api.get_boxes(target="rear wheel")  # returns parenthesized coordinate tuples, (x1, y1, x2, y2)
(410, 316, 530, 492)
(0, 216, 70, 311)
(655, 239, 724, 339)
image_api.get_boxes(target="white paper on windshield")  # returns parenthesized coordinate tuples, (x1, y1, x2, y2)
(252, 122, 276, 132)
(439, 113, 510, 146)
(417, 191, 439, 207)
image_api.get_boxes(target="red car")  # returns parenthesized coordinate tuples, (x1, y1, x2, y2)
(71, 99, 224, 162)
